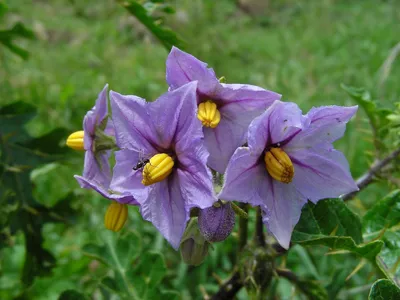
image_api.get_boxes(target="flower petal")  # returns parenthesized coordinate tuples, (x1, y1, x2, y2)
(176, 143, 216, 209)
(75, 175, 139, 205)
(166, 47, 219, 96)
(261, 181, 307, 249)
(218, 147, 269, 207)
(148, 82, 202, 151)
(83, 84, 109, 150)
(248, 101, 306, 154)
(287, 147, 358, 202)
(139, 174, 189, 250)
(110, 91, 158, 154)
(109, 149, 149, 203)
(288, 105, 358, 148)
(82, 150, 111, 187)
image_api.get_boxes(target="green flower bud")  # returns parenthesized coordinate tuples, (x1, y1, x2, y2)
(180, 218, 209, 266)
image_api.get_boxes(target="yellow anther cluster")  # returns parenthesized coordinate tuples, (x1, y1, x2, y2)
(142, 153, 174, 186)
(66, 131, 85, 151)
(197, 100, 221, 128)
(104, 202, 128, 232)
(264, 147, 294, 184)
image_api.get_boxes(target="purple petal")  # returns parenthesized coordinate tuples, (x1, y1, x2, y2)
(166, 47, 219, 96)
(261, 181, 307, 249)
(288, 105, 358, 148)
(139, 174, 189, 250)
(82, 151, 111, 187)
(286, 147, 358, 203)
(218, 147, 269, 207)
(75, 175, 139, 205)
(110, 91, 158, 154)
(148, 82, 202, 151)
(109, 149, 149, 203)
(248, 101, 307, 154)
(176, 144, 216, 209)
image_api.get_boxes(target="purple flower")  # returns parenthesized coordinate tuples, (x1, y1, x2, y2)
(166, 47, 281, 173)
(109, 82, 216, 249)
(74, 84, 138, 205)
(219, 100, 359, 249)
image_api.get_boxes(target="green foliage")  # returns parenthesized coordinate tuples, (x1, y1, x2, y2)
(369, 279, 400, 300)
(116, 0, 184, 51)
(0, 102, 75, 288)
(82, 230, 177, 299)
(363, 190, 400, 286)
(292, 199, 383, 262)
(58, 289, 89, 300)
(0, 3, 34, 59)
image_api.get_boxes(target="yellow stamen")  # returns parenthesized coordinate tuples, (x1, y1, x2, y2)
(142, 153, 174, 186)
(197, 100, 221, 128)
(104, 202, 128, 232)
(66, 130, 85, 151)
(264, 147, 294, 184)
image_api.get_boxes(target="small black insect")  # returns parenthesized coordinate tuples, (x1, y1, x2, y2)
(132, 159, 149, 171)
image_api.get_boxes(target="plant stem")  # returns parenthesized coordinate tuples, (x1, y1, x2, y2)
(254, 207, 266, 247)
(342, 146, 400, 201)
(211, 270, 243, 300)
(238, 203, 249, 252)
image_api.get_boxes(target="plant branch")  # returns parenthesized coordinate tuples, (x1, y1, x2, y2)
(342, 147, 400, 201)
(210, 270, 243, 300)
(238, 203, 249, 252)
(254, 207, 266, 247)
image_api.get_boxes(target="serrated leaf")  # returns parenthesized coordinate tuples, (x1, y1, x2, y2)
(369, 279, 400, 300)
(117, 0, 184, 51)
(363, 190, 400, 286)
(292, 199, 383, 262)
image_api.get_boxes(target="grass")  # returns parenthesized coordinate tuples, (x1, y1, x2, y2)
(1, 0, 399, 298)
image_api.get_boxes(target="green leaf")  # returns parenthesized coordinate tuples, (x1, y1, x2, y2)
(117, 0, 184, 51)
(0, 22, 35, 59)
(363, 190, 400, 285)
(369, 279, 400, 300)
(292, 199, 384, 262)
(58, 289, 89, 300)
(341, 84, 391, 147)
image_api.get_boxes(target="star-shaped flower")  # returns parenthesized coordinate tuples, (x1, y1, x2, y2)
(110, 82, 216, 249)
(166, 47, 281, 173)
(219, 100, 359, 249)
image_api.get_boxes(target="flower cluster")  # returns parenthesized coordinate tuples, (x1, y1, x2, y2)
(67, 47, 358, 255)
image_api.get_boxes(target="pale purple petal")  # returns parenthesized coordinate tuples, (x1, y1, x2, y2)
(83, 84, 109, 150)
(176, 143, 216, 209)
(288, 105, 358, 148)
(261, 181, 307, 249)
(110, 91, 158, 154)
(75, 175, 139, 205)
(247, 101, 306, 154)
(218, 147, 269, 207)
(82, 151, 111, 187)
(148, 82, 201, 151)
(166, 47, 219, 96)
(139, 174, 188, 250)
(109, 149, 149, 203)
(286, 147, 358, 203)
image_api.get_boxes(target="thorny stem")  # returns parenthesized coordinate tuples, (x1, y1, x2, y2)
(238, 203, 249, 252)
(342, 146, 400, 201)
(210, 270, 243, 300)
(255, 207, 266, 247)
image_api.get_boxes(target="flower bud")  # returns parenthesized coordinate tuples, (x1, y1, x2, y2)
(197, 100, 221, 128)
(180, 218, 209, 266)
(198, 201, 235, 242)
(66, 131, 85, 151)
(264, 147, 294, 183)
(104, 202, 128, 232)
(142, 153, 174, 186)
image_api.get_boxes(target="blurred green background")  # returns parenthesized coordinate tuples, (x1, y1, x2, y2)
(1, 0, 399, 299)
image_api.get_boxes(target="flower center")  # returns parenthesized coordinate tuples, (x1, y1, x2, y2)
(104, 202, 128, 232)
(66, 130, 85, 151)
(264, 147, 294, 184)
(197, 100, 221, 128)
(142, 153, 175, 186)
